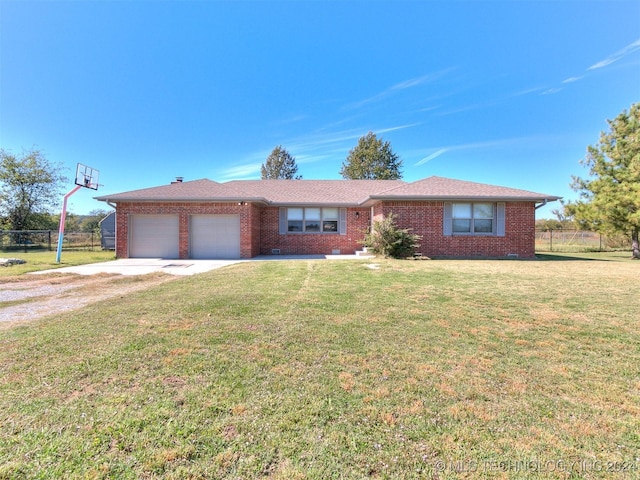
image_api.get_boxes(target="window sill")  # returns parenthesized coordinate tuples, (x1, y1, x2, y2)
(451, 233, 497, 237)
(286, 231, 340, 235)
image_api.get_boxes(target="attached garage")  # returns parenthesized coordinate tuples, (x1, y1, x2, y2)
(190, 214, 241, 259)
(129, 214, 179, 258)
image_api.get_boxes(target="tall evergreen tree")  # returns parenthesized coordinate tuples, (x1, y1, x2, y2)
(565, 103, 640, 259)
(340, 132, 402, 180)
(261, 146, 301, 179)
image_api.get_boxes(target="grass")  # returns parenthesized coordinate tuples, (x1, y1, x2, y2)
(0, 252, 638, 479)
(0, 250, 115, 276)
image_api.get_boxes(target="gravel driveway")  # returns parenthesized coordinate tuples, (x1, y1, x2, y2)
(0, 273, 177, 327)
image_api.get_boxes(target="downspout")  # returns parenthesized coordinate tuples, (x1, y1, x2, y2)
(106, 201, 117, 257)
(535, 199, 548, 210)
(370, 206, 375, 230)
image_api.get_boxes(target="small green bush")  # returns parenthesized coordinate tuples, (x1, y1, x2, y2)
(363, 213, 421, 258)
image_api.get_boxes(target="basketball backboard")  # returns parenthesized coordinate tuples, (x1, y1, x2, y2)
(75, 163, 100, 190)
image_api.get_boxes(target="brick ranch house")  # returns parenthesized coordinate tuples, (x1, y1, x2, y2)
(95, 176, 560, 259)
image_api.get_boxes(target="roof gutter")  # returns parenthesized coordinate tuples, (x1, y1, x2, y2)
(535, 197, 562, 210)
(366, 195, 561, 204)
(94, 196, 270, 206)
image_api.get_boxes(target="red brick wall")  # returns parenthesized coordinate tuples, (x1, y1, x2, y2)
(374, 201, 536, 258)
(259, 207, 371, 255)
(248, 204, 262, 258)
(114, 202, 256, 259)
(114, 200, 536, 259)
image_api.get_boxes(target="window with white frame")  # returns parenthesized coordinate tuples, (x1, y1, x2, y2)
(287, 207, 339, 233)
(452, 202, 495, 234)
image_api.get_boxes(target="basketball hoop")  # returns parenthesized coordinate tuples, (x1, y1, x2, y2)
(75, 164, 100, 190)
(56, 163, 101, 262)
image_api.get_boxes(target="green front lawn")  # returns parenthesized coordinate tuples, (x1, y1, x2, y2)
(1, 254, 638, 478)
(0, 250, 115, 276)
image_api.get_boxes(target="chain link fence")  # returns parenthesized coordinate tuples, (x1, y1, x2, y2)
(535, 229, 628, 252)
(5, 228, 627, 254)
(0, 230, 102, 253)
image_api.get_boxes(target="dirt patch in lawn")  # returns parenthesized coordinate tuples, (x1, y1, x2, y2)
(0, 273, 178, 328)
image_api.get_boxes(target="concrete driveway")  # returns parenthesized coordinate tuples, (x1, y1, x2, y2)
(32, 254, 371, 276)
(32, 258, 247, 276)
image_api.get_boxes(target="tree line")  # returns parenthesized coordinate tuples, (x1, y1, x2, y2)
(0, 207, 109, 234)
(2, 103, 638, 258)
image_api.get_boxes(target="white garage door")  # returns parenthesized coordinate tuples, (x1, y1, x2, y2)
(129, 215, 180, 258)
(190, 214, 241, 259)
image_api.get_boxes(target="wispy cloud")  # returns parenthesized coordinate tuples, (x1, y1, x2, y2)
(289, 123, 419, 152)
(390, 70, 453, 91)
(415, 148, 449, 166)
(513, 39, 640, 99)
(376, 123, 422, 134)
(346, 68, 455, 110)
(271, 114, 309, 126)
(541, 87, 564, 95)
(436, 98, 501, 116)
(413, 135, 560, 167)
(287, 128, 369, 152)
(509, 86, 547, 97)
(588, 38, 640, 70)
(217, 162, 263, 180)
(416, 105, 440, 113)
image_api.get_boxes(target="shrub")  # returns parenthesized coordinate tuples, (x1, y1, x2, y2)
(363, 213, 421, 258)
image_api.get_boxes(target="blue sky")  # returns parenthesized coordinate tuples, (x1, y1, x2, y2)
(1, 1, 639, 218)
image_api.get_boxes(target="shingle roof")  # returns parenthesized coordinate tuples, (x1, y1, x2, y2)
(95, 176, 560, 205)
(94, 179, 226, 202)
(224, 179, 405, 205)
(371, 176, 561, 201)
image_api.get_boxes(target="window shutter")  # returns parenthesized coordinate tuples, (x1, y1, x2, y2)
(279, 207, 287, 234)
(443, 203, 452, 236)
(339, 208, 347, 235)
(496, 202, 506, 237)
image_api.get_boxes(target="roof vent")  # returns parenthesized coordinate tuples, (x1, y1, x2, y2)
(172, 177, 184, 184)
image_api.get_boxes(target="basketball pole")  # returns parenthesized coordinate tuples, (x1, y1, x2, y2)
(55, 185, 83, 263)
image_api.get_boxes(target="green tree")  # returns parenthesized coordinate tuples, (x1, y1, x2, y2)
(535, 201, 576, 231)
(363, 213, 421, 258)
(0, 148, 67, 230)
(535, 218, 563, 232)
(340, 132, 402, 180)
(80, 209, 110, 233)
(29, 212, 58, 230)
(261, 146, 301, 179)
(565, 103, 640, 259)
(61, 213, 83, 232)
